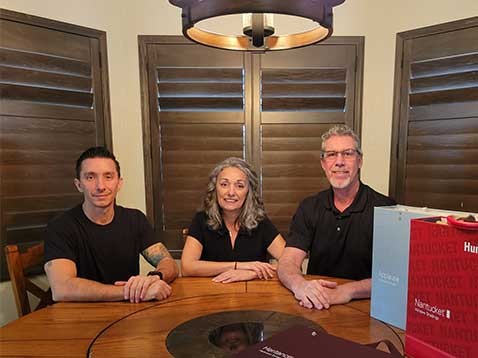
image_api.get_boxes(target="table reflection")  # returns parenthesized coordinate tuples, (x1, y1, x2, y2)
(166, 310, 323, 357)
(209, 322, 264, 353)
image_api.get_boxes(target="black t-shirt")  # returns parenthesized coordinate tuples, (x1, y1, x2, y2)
(286, 182, 396, 280)
(45, 205, 157, 284)
(188, 211, 279, 262)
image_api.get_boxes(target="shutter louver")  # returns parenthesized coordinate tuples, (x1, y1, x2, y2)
(409, 53, 478, 107)
(261, 68, 346, 112)
(157, 67, 243, 112)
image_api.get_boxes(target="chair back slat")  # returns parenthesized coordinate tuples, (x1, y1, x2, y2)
(20, 242, 45, 269)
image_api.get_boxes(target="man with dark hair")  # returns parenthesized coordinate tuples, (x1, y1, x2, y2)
(45, 146, 178, 302)
(75, 146, 121, 179)
(278, 125, 395, 310)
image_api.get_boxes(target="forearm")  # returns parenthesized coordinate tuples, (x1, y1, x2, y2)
(51, 277, 124, 302)
(339, 278, 371, 300)
(181, 259, 236, 277)
(155, 257, 178, 283)
(277, 257, 306, 294)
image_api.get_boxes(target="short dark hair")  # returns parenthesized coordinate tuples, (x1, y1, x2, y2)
(75, 146, 121, 179)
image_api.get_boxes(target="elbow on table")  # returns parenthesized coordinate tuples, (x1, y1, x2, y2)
(50, 287, 65, 302)
(180, 261, 192, 277)
(50, 282, 75, 302)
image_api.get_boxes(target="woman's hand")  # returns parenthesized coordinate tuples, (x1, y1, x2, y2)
(212, 269, 258, 283)
(236, 261, 276, 280)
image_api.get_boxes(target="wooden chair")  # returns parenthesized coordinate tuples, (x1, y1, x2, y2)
(5, 243, 53, 317)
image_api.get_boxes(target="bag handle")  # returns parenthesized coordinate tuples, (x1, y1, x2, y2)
(447, 215, 478, 230)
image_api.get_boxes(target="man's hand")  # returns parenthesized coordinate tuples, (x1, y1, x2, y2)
(294, 278, 369, 309)
(115, 275, 167, 303)
(142, 279, 172, 301)
(212, 269, 258, 283)
(293, 279, 338, 309)
(236, 261, 276, 280)
(324, 283, 354, 306)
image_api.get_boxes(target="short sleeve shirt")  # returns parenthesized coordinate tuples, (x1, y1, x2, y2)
(45, 205, 158, 284)
(286, 182, 396, 280)
(188, 211, 279, 262)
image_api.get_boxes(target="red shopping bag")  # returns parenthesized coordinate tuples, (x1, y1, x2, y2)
(405, 217, 478, 358)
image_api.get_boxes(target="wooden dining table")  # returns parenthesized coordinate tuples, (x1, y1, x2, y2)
(0, 276, 404, 357)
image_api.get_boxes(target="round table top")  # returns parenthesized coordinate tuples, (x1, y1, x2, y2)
(0, 276, 404, 357)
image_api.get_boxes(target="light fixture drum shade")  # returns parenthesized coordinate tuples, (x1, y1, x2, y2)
(169, 0, 346, 51)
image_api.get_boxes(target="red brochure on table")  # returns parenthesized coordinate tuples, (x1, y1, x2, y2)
(406, 217, 478, 358)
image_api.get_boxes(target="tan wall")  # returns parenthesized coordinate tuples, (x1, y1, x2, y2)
(1, 0, 477, 326)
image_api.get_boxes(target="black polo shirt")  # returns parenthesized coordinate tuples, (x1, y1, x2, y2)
(286, 182, 396, 280)
(188, 211, 279, 262)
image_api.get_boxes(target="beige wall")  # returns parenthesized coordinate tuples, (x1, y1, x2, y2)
(1, 0, 477, 326)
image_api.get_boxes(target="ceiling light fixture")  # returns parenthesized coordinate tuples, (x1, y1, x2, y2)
(169, 0, 346, 51)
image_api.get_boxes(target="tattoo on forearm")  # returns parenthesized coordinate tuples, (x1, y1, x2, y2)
(142, 243, 172, 267)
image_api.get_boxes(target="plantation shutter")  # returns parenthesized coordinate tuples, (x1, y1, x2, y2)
(390, 17, 478, 212)
(0, 9, 111, 279)
(140, 36, 363, 255)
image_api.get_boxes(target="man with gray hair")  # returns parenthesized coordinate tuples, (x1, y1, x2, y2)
(278, 124, 395, 310)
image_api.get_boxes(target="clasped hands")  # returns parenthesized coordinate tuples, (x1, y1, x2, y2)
(212, 261, 276, 283)
(115, 275, 171, 303)
(293, 279, 352, 310)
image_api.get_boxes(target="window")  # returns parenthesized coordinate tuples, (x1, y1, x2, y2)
(139, 36, 363, 256)
(0, 9, 112, 280)
(389, 17, 478, 212)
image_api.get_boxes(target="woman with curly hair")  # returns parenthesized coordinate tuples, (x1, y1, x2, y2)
(181, 157, 285, 283)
